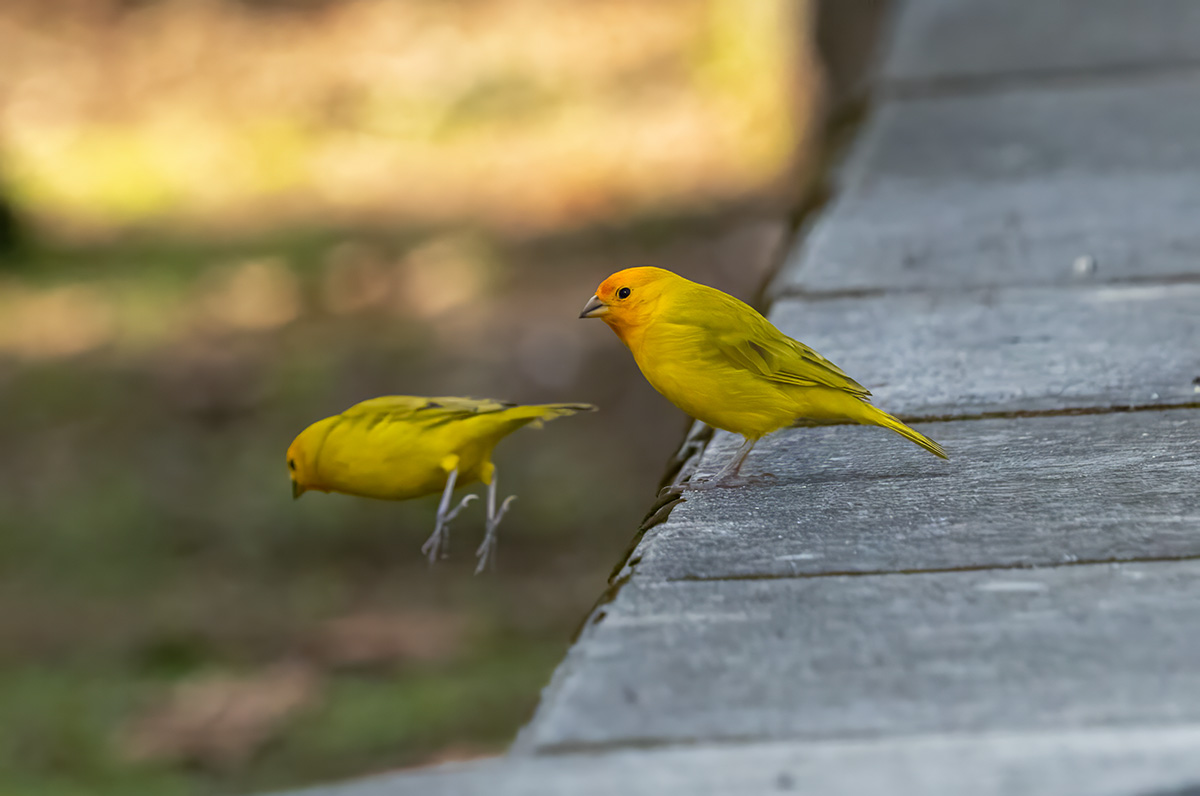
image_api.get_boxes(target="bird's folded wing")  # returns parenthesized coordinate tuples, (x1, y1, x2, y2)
(340, 396, 515, 427)
(715, 324, 871, 397)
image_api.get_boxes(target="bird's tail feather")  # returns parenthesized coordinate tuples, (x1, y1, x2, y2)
(508, 403, 597, 427)
(861, 403, 948, 459)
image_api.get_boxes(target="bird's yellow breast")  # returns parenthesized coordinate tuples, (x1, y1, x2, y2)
(629, 320, 800, 439)
(587, 267, 945, 459)
(308, 417, 497, 500)
(300, 410, 533, 501)
(290, 398, 594, 502)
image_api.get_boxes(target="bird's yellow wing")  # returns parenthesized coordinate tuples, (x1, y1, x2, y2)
(689, 287, 871, 397)
(340, 395, 517, 428)
(290, 396, 594, 501)
(338, 396, 594, 435)
(716, 327, 870, 397)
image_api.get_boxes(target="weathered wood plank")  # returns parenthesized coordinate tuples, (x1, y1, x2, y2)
(764, 286, 1199, 418)
(884, 0, 1200, 85)
(774, 77, 1200, 293)
(635, 411, 1200, 580)
(288, 725, 1200, 796)
(522, 561, 1200, 750)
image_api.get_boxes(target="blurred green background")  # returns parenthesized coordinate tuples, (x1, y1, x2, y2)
(0, 1, 821, 793)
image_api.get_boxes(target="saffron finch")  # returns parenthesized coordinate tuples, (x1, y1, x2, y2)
(287, 396, 595, 572)
(580, 267, 946, 488)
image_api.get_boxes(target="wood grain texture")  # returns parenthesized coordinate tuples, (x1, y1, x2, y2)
(882, 0, 1200, 85)
(635, 411, 1200, 580)
(523, 560, 1200, 750)
(764, 287, 1200, 418)
(774, 77, 1200, 294)
(295, 726, 1200, 796)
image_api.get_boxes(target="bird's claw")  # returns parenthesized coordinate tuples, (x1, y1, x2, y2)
(444, 493, 478, 523)
(678, 473, 772, 491)
(420, 529, 448, 564)
(494, 494, 517, 525)
(474, 495, 516, 575)
(422, 493, 480, 565)
(420, 533, 442, 564)
(472, 541, 494, 575)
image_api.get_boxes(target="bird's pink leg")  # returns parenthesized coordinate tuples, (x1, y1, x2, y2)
(474, 473, 516, 574)
(677, 436, 761, 491)
(421, 469, 478, 564)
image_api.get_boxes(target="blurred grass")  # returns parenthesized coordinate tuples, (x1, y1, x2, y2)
(0, 640, 564, 796)
(0, 0, 810, 238)
(0, 0, 815, 793)
(0, 212, 788, 795)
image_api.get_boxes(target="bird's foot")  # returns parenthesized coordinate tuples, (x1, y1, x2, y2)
(474, 495, 516, 575)
(666, 472, 777, 493)
(420, 493, 479, 564)
(419, 531, 444, 565)
(444, 493, 478, 524)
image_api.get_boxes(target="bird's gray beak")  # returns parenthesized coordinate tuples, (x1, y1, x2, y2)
(292, 480, 306, 500)
(579, 294, 608, 319)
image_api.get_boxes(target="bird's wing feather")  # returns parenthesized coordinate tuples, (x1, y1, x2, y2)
(340, 396, 516, 428)
(695, 291, 871, 397)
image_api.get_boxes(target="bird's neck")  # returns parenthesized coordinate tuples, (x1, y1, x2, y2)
(603, 314, 644, 351)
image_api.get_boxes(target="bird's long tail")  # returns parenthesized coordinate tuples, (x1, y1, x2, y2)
(507, 402, 597, 427)
(860, 402, 948, 459)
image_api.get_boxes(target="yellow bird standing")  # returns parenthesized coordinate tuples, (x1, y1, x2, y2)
(579, 267, 946, 488)
(287, 396, 595, 572)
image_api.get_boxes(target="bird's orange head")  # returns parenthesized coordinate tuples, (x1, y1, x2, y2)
(578, 266, 680, 343)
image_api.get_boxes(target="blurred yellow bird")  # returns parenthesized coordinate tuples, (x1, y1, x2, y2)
(287, 396, 595, 572)
(580, 267, 946, 488)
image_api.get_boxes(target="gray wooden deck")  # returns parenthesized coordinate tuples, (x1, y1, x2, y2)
(282, 1, 1200, 793)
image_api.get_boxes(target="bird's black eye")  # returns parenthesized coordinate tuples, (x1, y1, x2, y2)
(617, 287, 631, 299)
(288, 458, 297, 471)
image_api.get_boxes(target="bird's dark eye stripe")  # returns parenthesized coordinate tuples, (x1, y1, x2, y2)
(618, 287, 631, 299)
(288, 458, 297, 470)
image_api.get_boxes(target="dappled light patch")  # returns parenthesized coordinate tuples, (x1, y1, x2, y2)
(191, 257, 302, 333)
(0, 0, 804, 237)
(0, 0, 813, 792)
(0, 281, 115, 359)
(119, 661, 322, 769)
(306, 611, 471, 671)
(320, 241, 393, 316)
(396, 234, 492, 320)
